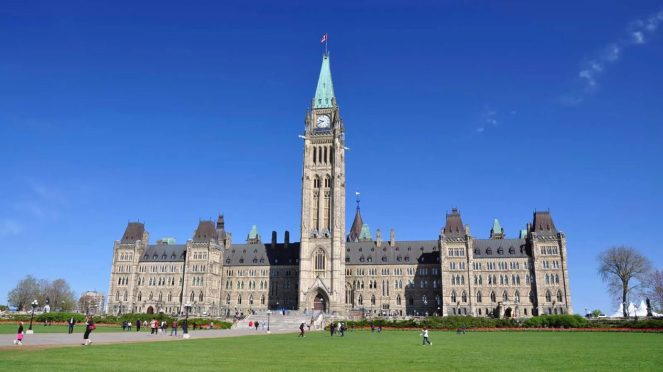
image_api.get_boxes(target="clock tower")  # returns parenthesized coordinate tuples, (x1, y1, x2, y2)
(298, 53, 346, 313)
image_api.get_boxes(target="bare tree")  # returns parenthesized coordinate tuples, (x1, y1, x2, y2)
(642, 269, 663, 312)
(7, 275, 39, 311)
(597, 246, 652, 317)
(47, 279, 78, 311)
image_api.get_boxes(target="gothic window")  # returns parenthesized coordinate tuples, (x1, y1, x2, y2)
(237, 295, 242, 305)
(409, 296, 414, 305)
(158, 292, 162, 301)
(490, 291, 496, 303)
(226, 295, 230, 305)
(516, 275, 521, 285)
(371, 295, 376, 305)
(486, 248, 492, 255)
(545, 291, 552, 302)
(397, 295, 402, 306)
(358, 295, 363, 305)
(190, 292, 194, 301)
(526, 275, 530, 285)
(461, 291, 467, 303)
(138, 292, 142, 301)
(555, 274, 559, 284)
(477, 291, 482, 303)
(422, 294, 428, 305)
(557, 290, 563, 302)
(451, 291, 457, 303)
(452, 276, 456, 285)
(498, 247, 504, 255)
(514, 291, 520, 303)
(488, 276, 491, 285)
(461, 275, 465, 285)
(249, 295, 254, 305)
(261, 295, 265, 305)
(115, 291, 119, 301)
(315, 251, 325, 271)
(502, 291, 508, 301)
(500, 275, 504, 285)
(545, 274, 550, 284)
(168, 293, 172, 302)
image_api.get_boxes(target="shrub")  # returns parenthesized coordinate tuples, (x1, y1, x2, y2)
(523, 315, 587, 328)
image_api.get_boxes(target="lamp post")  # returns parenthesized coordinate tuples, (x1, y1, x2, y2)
(267, 309, 271, 334)
(183, 302, 192, 339)
(27, 300, 38, 334)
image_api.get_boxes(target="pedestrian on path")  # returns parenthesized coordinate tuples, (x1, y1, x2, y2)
(136, 319, 141, 332)
(150, 318, 157, 336)
(299, 322, 305, 337)
(421, 327, 432, 346)
(171, 319, 178, 336)
(83, 316, 95, 346)
(249, 320, 253, 329)
(128, 321, 132, 331)
(68, 316, 76, 334)
(255, 322, 259, 330)
(13, 322, 24, 345)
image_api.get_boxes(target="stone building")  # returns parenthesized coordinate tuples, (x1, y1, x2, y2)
(107, 53, 572, 318)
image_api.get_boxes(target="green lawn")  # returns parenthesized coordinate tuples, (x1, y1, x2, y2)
(2, 330, 662, 371)
(0, 323, 123, 334)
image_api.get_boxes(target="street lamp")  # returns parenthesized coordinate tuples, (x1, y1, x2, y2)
(184, 302, 192, 339)
(27, 300, 38, 334)
(267, 309, 271, 333)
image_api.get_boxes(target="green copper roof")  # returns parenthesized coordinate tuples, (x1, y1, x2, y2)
(519, 229, 527, 239)
(314, 54, 335, 109)
(358, 224, 372, 240)
(492, 219, 503, 234)
(248, 225, 259, 239)
(161, 237, 176, 245)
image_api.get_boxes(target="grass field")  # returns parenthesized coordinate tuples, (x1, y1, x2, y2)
(2, 330, 662, 371)
(0, 323, 123, 334)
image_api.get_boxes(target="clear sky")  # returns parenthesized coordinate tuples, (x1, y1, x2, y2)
(1, 0, 662, 315)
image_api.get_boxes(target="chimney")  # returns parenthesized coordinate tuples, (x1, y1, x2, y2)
(284, 231, 290, 249)
(376, 229, 382, 246)
(390, 228, 395, 247)
(271, 231, 277, 249)
(225, 232, 232, 249)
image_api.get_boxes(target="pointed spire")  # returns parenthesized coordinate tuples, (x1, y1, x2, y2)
(314, 54, 335, 109)
(347, 207, 364, 242)
(247, 225, 261, 244)
(490, 219, 505, 239)
(358, 224, 372, 241)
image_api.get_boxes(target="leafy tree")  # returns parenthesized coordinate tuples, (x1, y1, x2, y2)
(591, 309, 602, 317)
(642, 269, 663, 312)
(597, 246, 652, 317)
(8, 275, 39, 310)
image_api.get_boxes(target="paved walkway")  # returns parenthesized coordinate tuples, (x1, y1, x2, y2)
(1, 327, 298, 350)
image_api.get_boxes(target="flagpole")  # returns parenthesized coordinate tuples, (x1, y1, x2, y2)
(326, 33, 328, 55)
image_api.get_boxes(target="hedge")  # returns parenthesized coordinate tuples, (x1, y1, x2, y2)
(3, 312, 231, 329)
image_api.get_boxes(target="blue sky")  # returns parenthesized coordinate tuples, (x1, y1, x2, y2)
(1, 0, 662, 314)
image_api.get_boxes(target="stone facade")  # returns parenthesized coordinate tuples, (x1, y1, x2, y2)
(106, 53, 572, 318)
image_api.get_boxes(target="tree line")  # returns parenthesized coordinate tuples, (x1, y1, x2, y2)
(7, 275, 78, 312)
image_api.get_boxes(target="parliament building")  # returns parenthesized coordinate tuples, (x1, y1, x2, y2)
(107, 54, 573, 318)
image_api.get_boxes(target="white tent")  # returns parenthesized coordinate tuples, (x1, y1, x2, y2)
(609, 300, 661, 318)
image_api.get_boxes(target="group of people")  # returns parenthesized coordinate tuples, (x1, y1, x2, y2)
(328, 321, 349, 337)
(247, 320, 265, 330)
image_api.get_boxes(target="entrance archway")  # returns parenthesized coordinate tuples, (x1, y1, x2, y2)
(147, 306, 154, 315)
(313, 294, 326, 312)
(504, 307, 513, 318)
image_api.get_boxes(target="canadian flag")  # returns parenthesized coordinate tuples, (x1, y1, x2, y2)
(320, 33, 327, 44)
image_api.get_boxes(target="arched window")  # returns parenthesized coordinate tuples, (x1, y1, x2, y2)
(511, 275, 515, 284)
(477, 291, 482, 303)
(371, 295, 376, 305)
(115, 291, 119, 301)
(545, 291, 552, 302)
(435, 295, 440, 305)
(461, 275, 465, 285)
(396, 295, 401, 305)
(138, 292, 142, 301)
(358, 295, 363, 305)
(526, 275, 530, 285)
(461, 291, 467, 302)
(490, 291, 496, 303)
(479, 275, 483, 285)
(500, 275, 504, 285)
(555, 274, 559, 284)
(514, 291, 520, 303)
(451, 291, 457, 303)
(123, 291, 128, 301)
(237, 295, 242, 304)
(493, 275, 496, 284)
(158, 292, 163, 301)
(502, 291, 508, 301)
(315, 250, 325, 271)
(516, 275, 521, 285)
(452, 276, 456, 285)
(409, 296, 414, 305)
(249, 295, 254, 305)
(261, 295, 265, 305)
(168, 293, 172, 302)
(557, 290, 563, 302)
(226, 294, 230, 305)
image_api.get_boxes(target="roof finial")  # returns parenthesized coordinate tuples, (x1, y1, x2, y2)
(355, 189, 361, 211)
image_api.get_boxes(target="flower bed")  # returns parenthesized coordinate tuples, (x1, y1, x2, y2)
(334, 325, 663, 333)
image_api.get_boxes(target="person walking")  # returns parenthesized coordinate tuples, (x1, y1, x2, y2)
(329, 322, 334, 337)
(255, 321, 259, 331)
(299, 322, 305, 337)
(68, 316, 76, 334)
(13, 322, 24, 345)
(161, 320, 167, 335)
(249, 320, 253, 329)
(136, 318, 141, 332)
(128, 321, 132, 331)
(150, 318, 157, 336)
(262, 321, 265, 330)
(340, 323, 345, 337)
(171, 319, 178, 336)
(83, 316, 95, 346)
(421, 327, 432, 346)
(462, 323, 466, 335)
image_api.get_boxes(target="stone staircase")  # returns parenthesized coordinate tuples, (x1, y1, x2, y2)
(238, 312, 322, 332)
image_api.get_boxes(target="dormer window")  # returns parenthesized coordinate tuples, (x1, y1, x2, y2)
(420, 257, 425, 262)
(239, 258, 244, 263)
(275, 259, 278, 263)
(153, 255, 158, 259)
(367, 257, 372, 262)
(253, 259, 258, 263)
(475, 248, 480, 255)
(382, 256, 387, 262)
(498, 247, 504, 255)
(347, 248, 350, 252)
(171, 254, 176, 259)
(260, 259, 265, 263)
(486, 248, 492, 255)
(144, 255, 148, 260)
(162, 255, 167, 259)
(509, 247, 515, 255)
(405, 256, 410, 262)
(345, 257, 350, 263)
(226, 259, 230, 264)
(397, 256, 402, 262)
(359, 247, 362, 252)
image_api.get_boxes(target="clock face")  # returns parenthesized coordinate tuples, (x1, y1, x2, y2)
(317, 115, 330, 129)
